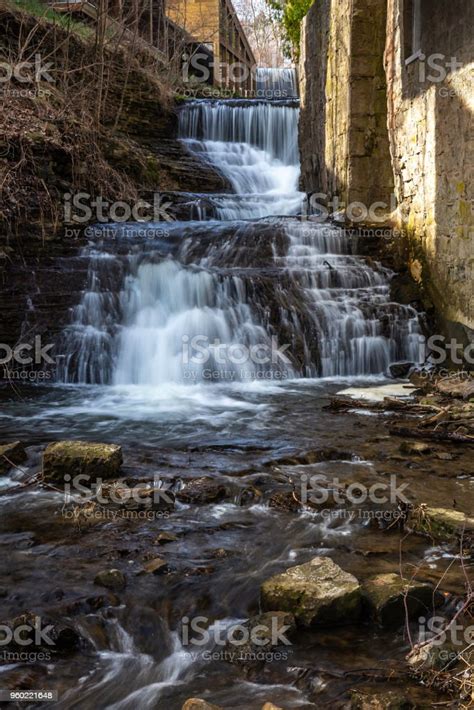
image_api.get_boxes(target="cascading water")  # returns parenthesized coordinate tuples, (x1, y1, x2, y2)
(58, 97, 422, 386)
(256, 67, 298, 98)
(178, 99, 302, 219)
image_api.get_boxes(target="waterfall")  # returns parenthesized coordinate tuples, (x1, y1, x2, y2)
(58, 98, 422, 385)
(178, 99, 303, 219)
(279, 222, 421, 376)
(256, 67, 298, 99)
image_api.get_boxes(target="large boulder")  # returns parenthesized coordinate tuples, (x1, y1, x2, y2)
(260, 557, 361, 626)
(361, 573, 443, 628)
(43, 441, 122, 484)
(0, 441, 27, 475)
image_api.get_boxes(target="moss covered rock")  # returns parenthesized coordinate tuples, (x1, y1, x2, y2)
(43, 440, 122, 484)
(361, 573, 443, 628)
(412, 506, 474, 543)
(260, 556, 361, 626)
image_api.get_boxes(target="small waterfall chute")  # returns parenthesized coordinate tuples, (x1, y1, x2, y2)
(256, 67, 298, 98)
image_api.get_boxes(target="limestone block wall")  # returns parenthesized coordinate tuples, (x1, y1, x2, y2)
(385, 0, 474, 335)
(299, 0, 393, 209)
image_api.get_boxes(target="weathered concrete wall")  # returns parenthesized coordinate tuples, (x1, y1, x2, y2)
(299, 0, 393, 210)
(385, 0, 474, 335)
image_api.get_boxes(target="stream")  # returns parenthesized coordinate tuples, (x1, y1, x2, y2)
(0, 76, 472, 709)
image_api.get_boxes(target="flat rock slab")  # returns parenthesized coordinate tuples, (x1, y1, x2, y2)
(337, 384, 416, 402)
(261, 556, 361, 626)
(43, 440, 123, 484)
(362, 573, 443, 628)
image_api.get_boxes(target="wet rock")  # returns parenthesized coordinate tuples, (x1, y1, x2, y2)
(411, 506, 474, 543)
(268, 490, 301, 513)
(176, 477, 228, 505)
(236, 485, 263, 506)
(94, 569, 126, 591)
(224, 611, 295, 667)
(399, 441, 431, 455)
(181, 700, 223, 710)
(388, 361, 414, 379)
(351, 689, 414, 709)
(261, 557, 361, 626)
(141, 557, 168, 575)
(0, 440, 27, 475)
(262, 704, 284, 710)
(361, 574, 443, 628)
(43, 441, 122, 484)
(153, 532, 178, 545)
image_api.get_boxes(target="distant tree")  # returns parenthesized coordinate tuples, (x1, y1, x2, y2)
(265, 0, 315, 60)
(233, 0, 285, 66)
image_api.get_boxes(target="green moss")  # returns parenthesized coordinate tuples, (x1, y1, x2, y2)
(266, 0, 315, 59)
(11, 0, 94, 39)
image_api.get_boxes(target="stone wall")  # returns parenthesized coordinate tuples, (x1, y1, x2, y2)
(299, 0, 393, 210)
(385, 0, 474, 336)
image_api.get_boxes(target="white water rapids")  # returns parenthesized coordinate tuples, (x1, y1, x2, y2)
(58, 96, 422, 386)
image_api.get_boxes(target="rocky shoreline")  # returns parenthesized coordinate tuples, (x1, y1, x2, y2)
(1, 370, 472, 707)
